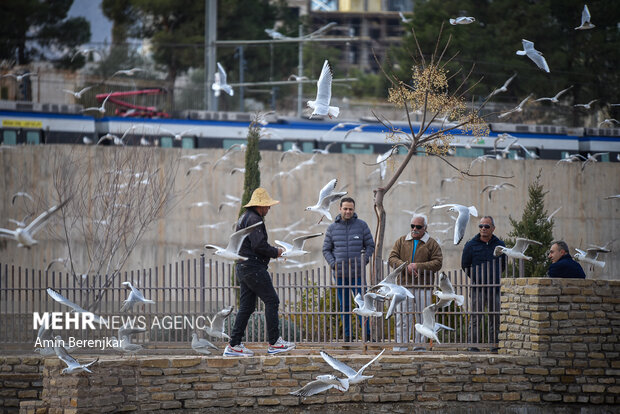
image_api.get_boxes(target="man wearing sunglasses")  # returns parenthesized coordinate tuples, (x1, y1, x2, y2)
(461, 216, 506, 352)
(388, 214, 443, 351)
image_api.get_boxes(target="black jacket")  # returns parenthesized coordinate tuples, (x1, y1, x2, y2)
(461, 234, 506, 284)
(236, 208, 279, 267)
(547, 254, 586, 279)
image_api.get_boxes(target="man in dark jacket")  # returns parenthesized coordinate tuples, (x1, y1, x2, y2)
(224, 188, 295, 357)
(547, 240, 586, 278)
(461, 216, 506, 351)
(322, 197, 375, 341)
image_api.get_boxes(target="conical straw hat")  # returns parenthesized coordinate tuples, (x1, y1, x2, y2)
(243, 188, 280, 207)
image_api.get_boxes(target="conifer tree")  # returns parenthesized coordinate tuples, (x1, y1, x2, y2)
(506, 170, 554, 277)
(238, 119, 262, 218)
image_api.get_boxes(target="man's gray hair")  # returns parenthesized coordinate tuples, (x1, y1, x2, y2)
(552, 240, 570, 254)
(411, 213, 428, 226)
(482, 216, 495, 227)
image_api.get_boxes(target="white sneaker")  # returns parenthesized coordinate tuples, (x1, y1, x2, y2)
(267, 337, 295, 355)
(393, 346, 408, 352)
(223, 343, 254, 357)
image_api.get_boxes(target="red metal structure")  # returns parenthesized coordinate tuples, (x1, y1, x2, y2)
(95, 89, 170, 118)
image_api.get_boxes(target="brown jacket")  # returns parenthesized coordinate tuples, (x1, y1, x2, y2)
(388, 232, 443, 285)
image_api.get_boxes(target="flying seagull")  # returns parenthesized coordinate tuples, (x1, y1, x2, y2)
(371, 263, 413, 319)
(204, 222, 262, 261)
(212, 62, 234, 97)
(449, 17, 475, 25)
(352, 291, 386, 318)
(203, 305, 234, 340)
(433, 272, 464, 308)
(414, 304, 452, 347)
(307, 60, 339, 119)
(82, 94, 111, 115)
(11, 191, 34, 205)
(494, 237, 542, 261)
(498, 94, 534, 119)
(431, 203, 478, 245)
(54, 336, 99, 374)
(481, 182, 516, 201)
(120, 281, 156, 312)
(574, 246, 609, 270)
(516, 40, 550, 73)
(0, 198, 71, 248)
(575, 4, 595, 30)
(305, 178, 348, 222)
(487, 73, 517, 99)
(399, 12, 412, 23)
(275, 233, 323, 258)
(111, 67, 145, 77)
(62, 85, 93, 100)
(46, 288, 104, 325)
(290, 374, 349, 397)
(574, 99, 597, 109)
(320, 349, 385, 386)
(534, 85, 573, 103)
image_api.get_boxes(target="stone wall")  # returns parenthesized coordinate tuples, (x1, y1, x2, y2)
(0, 357, 43, 413)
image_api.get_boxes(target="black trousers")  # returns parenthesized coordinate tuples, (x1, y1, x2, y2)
(229, 262, 280, 346)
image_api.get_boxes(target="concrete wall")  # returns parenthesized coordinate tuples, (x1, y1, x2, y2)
(0, 145, 618, 279)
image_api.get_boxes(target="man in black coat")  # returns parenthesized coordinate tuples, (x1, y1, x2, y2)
(547, 240, 586, 279)
(461, 216, 506, 351)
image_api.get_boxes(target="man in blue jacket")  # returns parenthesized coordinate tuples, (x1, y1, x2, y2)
(547, 240, 586, 278)
(461, 216, 506, 351)
(322, 197, 375, 341)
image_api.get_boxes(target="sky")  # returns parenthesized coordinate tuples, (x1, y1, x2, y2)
(67, 0, 113, 46)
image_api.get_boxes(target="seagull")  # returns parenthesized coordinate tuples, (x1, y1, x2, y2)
(97, 125, 137, 146)
(45, 257, 70, 272)
(288, 74, 309, 82)
(203, 305, 234, 340)
(481, 182, 516, 201)
(449, 17, 475, 25)
(487, 73, 517, 99)
(574, 99, 598, 109)
(159, 127, 198, 141)
(305, 178, 348, 222)
(604, 194, 620, 200)
(83, 136, 94, 144)
(204, 222, 262, 261)
(54, 336, 98, 374)
(440, 176, 461, 188)
(320, 349, 385, 386)
(343, 124, 369, 140)
(581, 152, 609, 171)
(186, 160, 210, 176)
(433, 272, 464, 308)
(120, 281, 156, 312)
(11, 191, 33, 205)
(352, 292, 385, 318)
(546, 206, 562, 222)
(7, 213, 33, 229)
(371, 263, 414, 319)
(312, 142, 338, 155)
(394, 180, 417, 189)
(0, 198, 71, 248)
(119, 335, 143, 358)
(414, 304, 441, 345)
(516, 40, 550, 73)
(1, 72, 36, 82)
(399, 12, 412, 23)
(62, 85, 93, 100)
(271, 219, 304, 234)
(82, 94, 111, 115)
(71, 47, 104, 62)
(111, 67, 145, 77)
(598, 119, 620, 127)
(191, 332, 218, 355)
(224, 143, 247, 155)
(181, 153, 210, 161)
(535, 85, 573, 103)
(307, 60, 339, 119)
(290, 374, 349, 397)
(468, 155, 495, 170)
(575, 4, 595, 30)
(198, 221, 227, 230)
(280, 142, 303, 162)
(118, 320, 147, 341)
(177, 248, 203, 258)
(431, 204, 478, 245)
(498, 94, 534, 119)
(574, 247, 609, 270)
(377, 148, 395, 180)
(212, 62, 234, 97)
(275, 233, 323, 258)
(494, 237, 542, 261)
(516, 143, 540, 159)
(46, 288, 104, 325)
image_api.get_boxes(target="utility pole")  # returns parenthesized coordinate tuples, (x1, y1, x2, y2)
(205, 0, 217, 111)
(297, 25, 303, 118)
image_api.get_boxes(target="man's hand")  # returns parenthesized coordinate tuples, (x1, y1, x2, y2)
(277, 247, 284, 258)
(407, 262, 418, 276)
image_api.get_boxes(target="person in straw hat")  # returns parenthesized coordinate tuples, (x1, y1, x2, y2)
(223, 188, 296, 357)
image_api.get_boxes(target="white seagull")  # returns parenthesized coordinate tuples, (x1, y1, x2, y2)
(376, 148, 395, 180)
(82, 94, 111, 115)
(290, 374, 349, 397)
(487, 73, 517, 99)
(46, 288, 104, 325)
(575, 4, 595, 30)
(433, 272, 465, 308)
(54, 336, 99, 374)
(399, 12, 412, 23)
(275, 233, 323, 258)
(111, 67, 145, 77)
(574, 246, 609, 270)
(305, 178, 348, 222)
(431, 203, 478, 245)
(204, 222, 262, 261)
(481, 182, 516, 201)
(414, 304, 441, 345)
(62, 85, 93, 100)
(191, 332, 218, 355)
(212, 62, 234, 97)
(307, 60, 339, 119)
(120, 281, 156, 312)
(204, 305, 234, 340)
(494, 237, 542, 261)
(352, 292, 385, 318)
(574, 99, 597, 109)
(371, 263, 414, 319)
(0, 198, 71, 248)
(1, 72, 36, 82)
(265, 28, 289, 39)
(546, 206, 562, 222)
(71, 47, 104, 62)
(11, 191, 34, 205)
(535, 85, 573, 103)
(320, 349, 385, 386)
(498, 94, 534, 119)
(516, 40, 550, 73)
(449, 17, 475, 25)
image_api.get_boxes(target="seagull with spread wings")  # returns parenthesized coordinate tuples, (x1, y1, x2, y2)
(516, 40, 550, 73)
(275, 233, 323, 258)
(54, 336, 99, 374)
(575, 4, 595, 30)
(494, 238, 542, 261)
(290, 374, 349, 397)
(320, 349, 385, 386)
(498, 94, 534, 119)
(212, 62, 234, 97)
(487, 73, 517, 99)
(433, 272, 464, 308)
(204, 222, 262, 261)
(304, 178, 348, 222)
(535, 85, 573, 103)
(203, 305, 234, 340)
(120, 281, 155, 312)
(431, 203, 478, 245)
(307, 60, 339, 119)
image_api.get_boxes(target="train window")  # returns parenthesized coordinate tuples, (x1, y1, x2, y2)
(223, 139, 246, 150)
(301, 142, 314, 153)
(282, 141, 302, 152)
(599, 153, 610, 162)
(26, 131, 40, 145)
(2, 130, 17, 145)
(342, 143, 373, 154)
(181, 137, 194, 149)
(160, 137, 173, 148)
(455, 147, 484, 157)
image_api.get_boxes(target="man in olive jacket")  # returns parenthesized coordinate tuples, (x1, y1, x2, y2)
(388, 213, 442, 350)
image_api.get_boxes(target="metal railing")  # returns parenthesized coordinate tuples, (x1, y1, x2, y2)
(0, 257, 514, 350)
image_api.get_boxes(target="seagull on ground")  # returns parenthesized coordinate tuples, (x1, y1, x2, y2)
(431, 203, 478, 245)
(0, 198, 71, 248)
(54, 337, 98, 374)
(449, 17, 475, 25)
(204, 222, 262, 261)
(481, 182, 516, 201)
(304, 178, 348, 222)
(535, 85, 573, 103)
(516, 40, 550, 73)
(498, 94, 534, 119)
(352, 292, 386, 318)
(290, 374, 349, 397)
(203, 305, 234, 340)
(574, 99, 597, 109)
(307, 60, 339, 119)
(320, 349, 385, 386)
(120, 281, 156, 312)
(275, 233, 323, 258)
(433, 272, 465, 308)
(487, 73, 517, 99)
(371, 263, 413, 319)
(47, 288, 104, 325)
(11, 191, 34, 205)
(494, 237, 542, 261)
(575, 4, 595, 30)
(415, 304, 450, 347)
(191, 332, 218, 355)
(212, 62, 234, 97)
(62, 86, 93, 100)
(574, 246, 609, 270)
